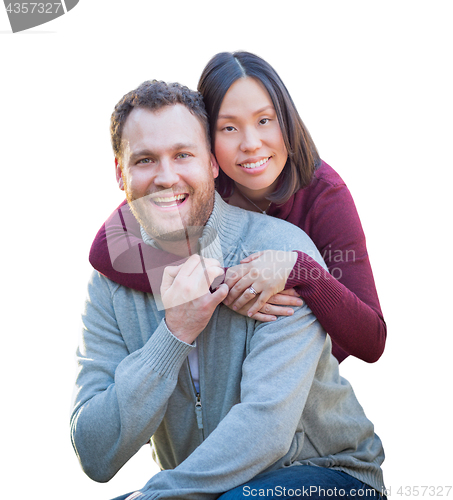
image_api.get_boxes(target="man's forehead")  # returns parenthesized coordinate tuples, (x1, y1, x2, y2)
(122, 105, 205, 150)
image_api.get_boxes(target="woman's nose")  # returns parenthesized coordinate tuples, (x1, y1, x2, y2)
(240, 127, 262, 152)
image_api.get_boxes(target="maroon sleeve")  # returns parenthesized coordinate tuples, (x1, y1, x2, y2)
(89, 200, 182, 294)
(285, 183, 387, 363)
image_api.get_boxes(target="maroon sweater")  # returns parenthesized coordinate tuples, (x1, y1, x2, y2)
(89, 161, 386, 363)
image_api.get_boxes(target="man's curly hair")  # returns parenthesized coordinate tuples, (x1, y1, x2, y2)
(111, 80, 211, 161)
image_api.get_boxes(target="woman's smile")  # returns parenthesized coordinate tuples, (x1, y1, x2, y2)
(238, 156, 272, 170)
(215, 77, 288, 199)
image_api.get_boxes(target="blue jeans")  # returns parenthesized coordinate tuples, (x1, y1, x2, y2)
(111, 466, 385, 500)
(218, 466, 384, 499)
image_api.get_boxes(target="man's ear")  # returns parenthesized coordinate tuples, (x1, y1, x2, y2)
(210, 153, 219, 179)
(115, 158, 125, 191)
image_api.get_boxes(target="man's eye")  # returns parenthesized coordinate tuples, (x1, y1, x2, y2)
(176, 153, 191, 159)
(138, 158, 152, 164)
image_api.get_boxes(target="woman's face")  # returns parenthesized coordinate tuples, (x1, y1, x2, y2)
(214, 77, 288, 199)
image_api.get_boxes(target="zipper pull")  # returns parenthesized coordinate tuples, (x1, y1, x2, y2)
(195, 393, 203, 430)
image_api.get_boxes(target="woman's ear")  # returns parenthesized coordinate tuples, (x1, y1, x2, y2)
(115, 158, 125, 191)
(210, 153, 220, 179)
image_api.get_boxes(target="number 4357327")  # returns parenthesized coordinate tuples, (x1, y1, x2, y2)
(5, 3, 62, 14)
(396, 486, 452, 496)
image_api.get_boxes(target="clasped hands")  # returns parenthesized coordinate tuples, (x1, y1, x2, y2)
(161, 250, 303, 344)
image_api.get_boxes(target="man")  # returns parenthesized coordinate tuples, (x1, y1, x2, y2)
(71, 80, 385, 499)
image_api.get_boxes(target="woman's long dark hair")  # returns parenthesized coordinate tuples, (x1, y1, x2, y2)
(198, 51, 320, 204)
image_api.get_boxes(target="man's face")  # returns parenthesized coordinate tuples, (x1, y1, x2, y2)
(117, 105, 219, 245)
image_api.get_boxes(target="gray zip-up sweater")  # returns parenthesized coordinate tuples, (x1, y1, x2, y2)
(71, 193, 385, 499)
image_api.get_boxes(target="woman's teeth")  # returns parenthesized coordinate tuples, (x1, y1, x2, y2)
(152, 194, 186, 207)
(240, 157, 269, 169)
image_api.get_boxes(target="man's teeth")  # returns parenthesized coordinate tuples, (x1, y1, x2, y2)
(240, 157, 269, 169)
(152, 194, 186, 206)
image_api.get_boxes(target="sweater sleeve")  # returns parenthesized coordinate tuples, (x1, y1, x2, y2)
(89, 202, 228, 294)
(70, 272, 194, 483)
(285, 183, 386, 363)
(89, 200, 166, 294)
(131, 304, 327, 499)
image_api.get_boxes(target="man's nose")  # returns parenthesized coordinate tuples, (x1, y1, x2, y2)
(153, 160, 180, 188)
(240, 127, 262, 152)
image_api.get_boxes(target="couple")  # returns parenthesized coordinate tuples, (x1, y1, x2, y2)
(71, 52, 387, 499)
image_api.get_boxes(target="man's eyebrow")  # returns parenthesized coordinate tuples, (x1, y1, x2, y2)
(129, 143, 199, 161)
(129, 149, 154, 160)
(171, 142, 199, 151)
(217, 105, 275, 120)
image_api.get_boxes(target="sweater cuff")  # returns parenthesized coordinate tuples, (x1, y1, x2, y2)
(285, 251, 344, 316)
(139, 320, 194, 379)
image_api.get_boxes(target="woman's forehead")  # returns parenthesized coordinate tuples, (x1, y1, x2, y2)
(218, 77, 274, 117)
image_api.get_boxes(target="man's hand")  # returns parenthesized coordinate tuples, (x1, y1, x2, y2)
(161, 254, 229, 345)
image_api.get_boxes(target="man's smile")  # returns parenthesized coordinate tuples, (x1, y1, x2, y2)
(150, 193, 188, 209)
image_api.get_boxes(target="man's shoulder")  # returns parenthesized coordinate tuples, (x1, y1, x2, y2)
(220, 198, 312, 244)
(86, 269, 143, 305)
(86, 270, 122, 302)
(85, 270, 162, 324)
(239, 209, 325, 267)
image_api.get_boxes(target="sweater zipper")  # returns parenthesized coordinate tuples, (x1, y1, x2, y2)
(195, 393, 204, 431)
(187, 359, 204, 439)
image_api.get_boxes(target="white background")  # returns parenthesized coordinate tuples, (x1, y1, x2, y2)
(1, 1, 452, 498)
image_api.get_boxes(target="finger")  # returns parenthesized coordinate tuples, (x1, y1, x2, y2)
(225, 275, 260, 307)
(224, 265, 249, 289)
(196, 282, 229, 310)
(257, 304, 295, 317)
(248, 311, 277, 322)
(231, 285, 264, 312)
(278, 288, 301, 297)
(240, 251, 264, 264)
(201, 257, 222, 268)
(246, 288, 304, 316)
(187, 259, 224, 292)
(177, 254, 204, 277)
(245, 290, 276, 317)
(266, 293, 304, 307)
(223, 274, 255, 305)
(161, 264, 183, 294)
(178, 255, 221, 278)
(232, 280, 279, 312)
(204, 263, 225, 287)
(209, 283, 229, 306)
(163, 264, 183, 279)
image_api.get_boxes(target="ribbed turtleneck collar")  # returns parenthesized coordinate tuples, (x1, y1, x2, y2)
(140, 192, 244, 266)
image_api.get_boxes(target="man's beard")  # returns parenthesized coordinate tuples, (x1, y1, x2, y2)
(124, 182, 215, 245)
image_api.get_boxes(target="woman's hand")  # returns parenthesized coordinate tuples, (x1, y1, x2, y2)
(223, 250, 302, 318)
(224, 288, 303, 322)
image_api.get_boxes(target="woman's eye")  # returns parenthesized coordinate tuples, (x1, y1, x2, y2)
(259, 118, 270, 125)
(223, 126, 236, 132)
(138, 158, 152, 164)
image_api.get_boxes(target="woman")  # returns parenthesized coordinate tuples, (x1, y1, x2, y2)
(90, 51, 386, 364)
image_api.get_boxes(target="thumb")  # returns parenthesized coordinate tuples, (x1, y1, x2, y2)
(160, 264, 181, 295)
(212, 283, 230, 305)
(240, 251, 264, 264)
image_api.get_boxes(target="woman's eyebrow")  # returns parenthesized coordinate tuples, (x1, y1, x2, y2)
(218, 105, 274, 120)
